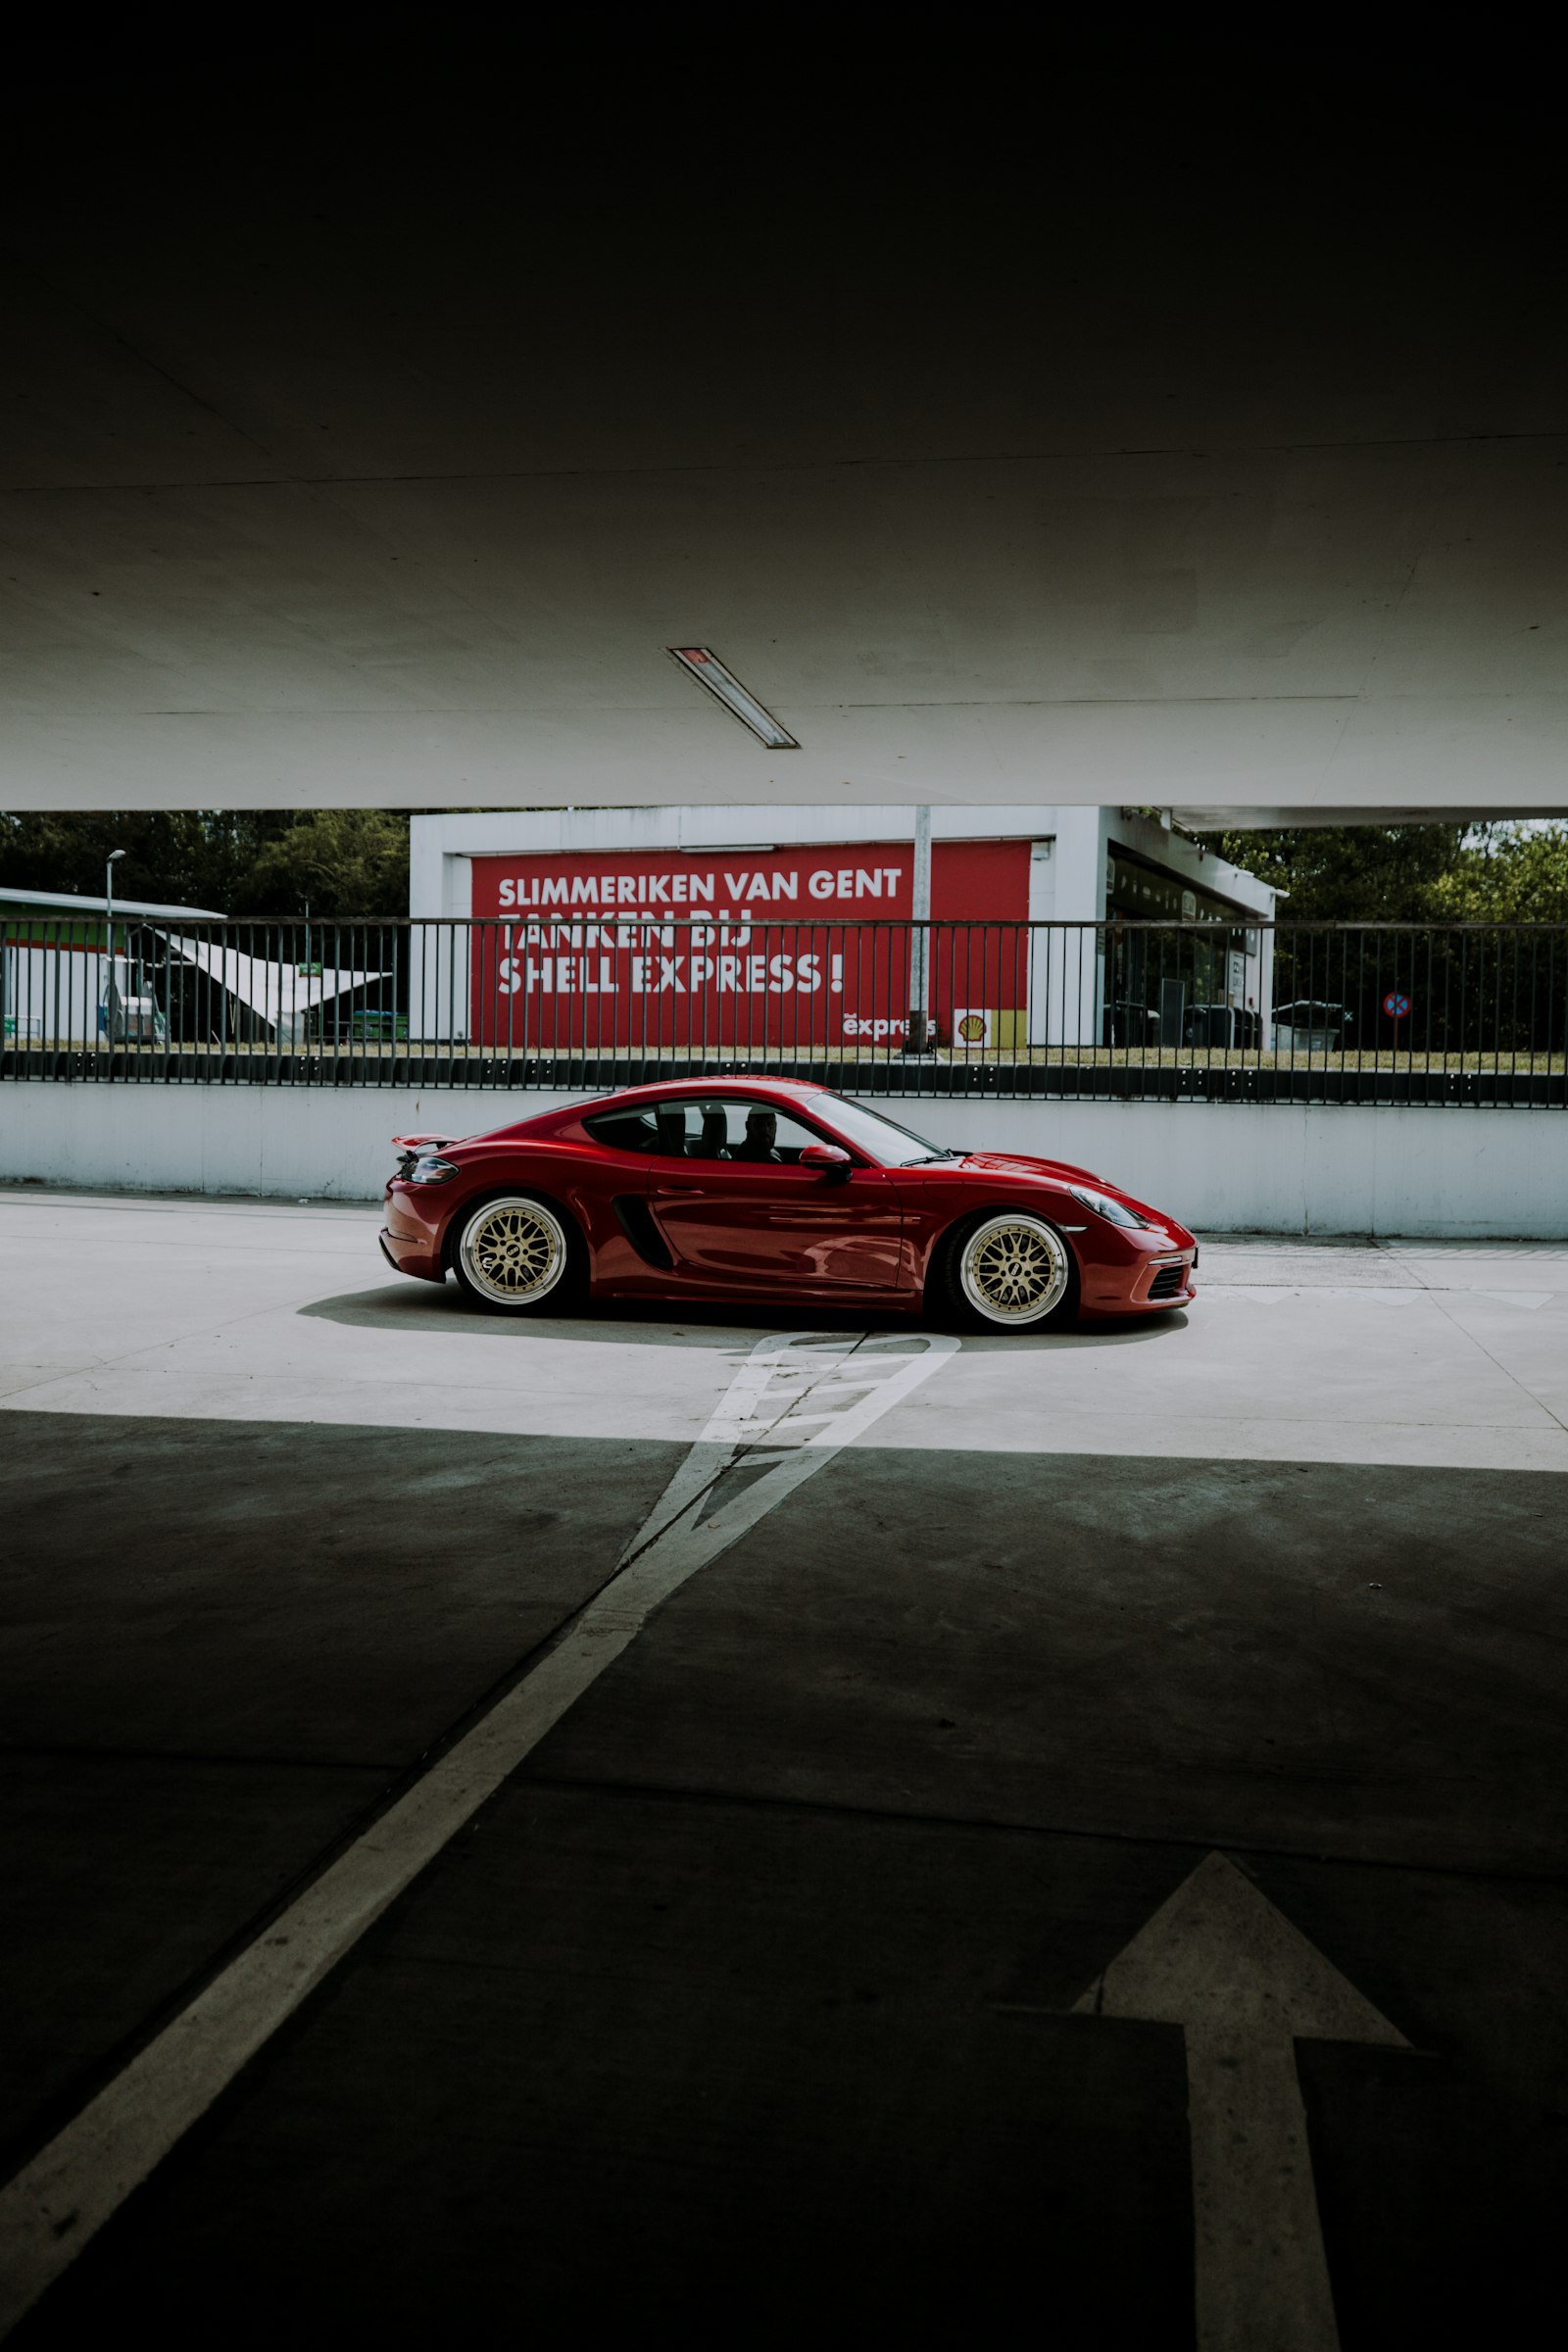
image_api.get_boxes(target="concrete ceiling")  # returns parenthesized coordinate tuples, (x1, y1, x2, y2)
(3, 24, 1563, 818)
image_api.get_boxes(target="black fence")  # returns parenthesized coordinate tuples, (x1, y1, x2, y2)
(3, 915, 1564, 1105)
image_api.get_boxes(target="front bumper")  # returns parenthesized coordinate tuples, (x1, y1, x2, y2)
(1135, 1253, 1198, 1308)
(1079, 1247, 1197, 1314)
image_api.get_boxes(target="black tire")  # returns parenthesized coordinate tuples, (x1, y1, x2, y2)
(934, 1208, 1080, 1333)
(449, 1192, 586, 1315)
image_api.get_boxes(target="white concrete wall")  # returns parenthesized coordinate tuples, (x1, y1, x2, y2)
(3, 1084, 1564, 1238)
(902, 1097, 1568, 1242)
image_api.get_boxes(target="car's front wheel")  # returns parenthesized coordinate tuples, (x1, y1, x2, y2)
(938, 1209, 1079, 1332)
(451, 1195, 581, 1314)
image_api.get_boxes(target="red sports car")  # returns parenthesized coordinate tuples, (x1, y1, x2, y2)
(379, 1078, 1197, 1332)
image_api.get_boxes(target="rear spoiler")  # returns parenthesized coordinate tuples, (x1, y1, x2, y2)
(391, 1131, 460, 1180)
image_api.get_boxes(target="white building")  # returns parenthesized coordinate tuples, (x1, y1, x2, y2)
(408, 806, 1279, 1054)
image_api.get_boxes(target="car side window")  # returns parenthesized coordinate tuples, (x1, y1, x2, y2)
(685, 1100, 827, 1164)
(595, 1101, 701, 1157)
(585, 1100, 834, 1163)
(582, 1106, 663, 1154)
(653, 1102, 694, 1157)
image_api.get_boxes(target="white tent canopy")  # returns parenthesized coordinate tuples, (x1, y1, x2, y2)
(156, 934, 389, 1038)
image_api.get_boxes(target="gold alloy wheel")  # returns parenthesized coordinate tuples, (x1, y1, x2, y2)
(958, 1212, 1069, 1324)
(458, 1197, 568, 1307)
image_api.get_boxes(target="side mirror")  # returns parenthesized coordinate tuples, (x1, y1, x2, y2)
(800, 1143, 853, 1179)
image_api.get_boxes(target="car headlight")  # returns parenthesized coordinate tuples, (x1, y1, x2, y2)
(406, 1155, 460, 1184)
(1066, 1183, 1148, 1229)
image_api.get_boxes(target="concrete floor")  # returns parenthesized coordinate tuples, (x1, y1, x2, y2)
(2, 1191, 1565, 2342)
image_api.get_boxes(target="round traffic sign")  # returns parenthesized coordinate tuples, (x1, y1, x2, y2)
(1383, 992, 1411, 1018)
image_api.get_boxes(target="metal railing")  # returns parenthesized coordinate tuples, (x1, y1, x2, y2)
(3, 916, 1564, 1105)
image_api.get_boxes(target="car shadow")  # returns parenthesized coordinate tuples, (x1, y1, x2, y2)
(938, 1312, 1188, 1351)
(300, 1284, 1188, 1350)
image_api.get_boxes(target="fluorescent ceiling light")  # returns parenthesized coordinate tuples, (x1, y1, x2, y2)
(667, 647, 799, 749)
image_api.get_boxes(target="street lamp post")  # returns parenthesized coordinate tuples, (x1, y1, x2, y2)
(105, 849, 125, 1043)
(905, 804, 932, 1054)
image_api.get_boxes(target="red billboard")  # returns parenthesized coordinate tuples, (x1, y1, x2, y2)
(468, 838, 1031, 1052)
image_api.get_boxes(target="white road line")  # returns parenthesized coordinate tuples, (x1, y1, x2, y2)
(0, 1326, 958, 2336)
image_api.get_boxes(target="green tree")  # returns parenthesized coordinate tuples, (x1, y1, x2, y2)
(1193, 824, 1469, 920)
(0, 810, 282, 910)
(1195, 821, 1568, 923)
(247, 810, 409, 917)
(0, 808, 410, 915)
(1424, 824, 1568, 923)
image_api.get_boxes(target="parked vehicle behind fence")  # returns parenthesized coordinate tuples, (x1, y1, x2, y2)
(1272, 1001, 1354, 1053)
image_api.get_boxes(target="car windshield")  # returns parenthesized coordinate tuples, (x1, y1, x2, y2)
(807, 1095, 963, 1167)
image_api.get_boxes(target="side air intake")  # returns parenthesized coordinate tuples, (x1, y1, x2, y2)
(613, 1196, 674, 1271)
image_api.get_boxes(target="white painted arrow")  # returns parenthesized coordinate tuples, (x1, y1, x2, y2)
(1073, 1852, 1409, 2352)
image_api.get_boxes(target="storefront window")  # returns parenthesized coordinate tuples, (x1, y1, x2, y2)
(1102, 849, 1260, 1048)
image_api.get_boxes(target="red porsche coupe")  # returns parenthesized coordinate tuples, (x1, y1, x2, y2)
(379, 1079, 1197, 1331)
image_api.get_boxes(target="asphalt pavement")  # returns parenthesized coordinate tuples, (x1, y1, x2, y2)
(2, 1190, 1565, 2345)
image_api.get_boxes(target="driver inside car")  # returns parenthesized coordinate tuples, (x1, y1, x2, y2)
(732, 1107, 781, 1162)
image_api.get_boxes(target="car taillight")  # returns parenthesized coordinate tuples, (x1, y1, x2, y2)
(404, 1155, 460, 1184)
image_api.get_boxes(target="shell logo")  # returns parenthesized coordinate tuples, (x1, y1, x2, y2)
(954, 1008, 993, 1047)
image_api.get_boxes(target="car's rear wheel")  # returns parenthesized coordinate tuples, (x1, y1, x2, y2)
(451, 1195, 581, 1314)
(938, 1209, 1078, 1332)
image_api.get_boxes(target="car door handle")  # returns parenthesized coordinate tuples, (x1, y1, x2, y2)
(652, 1182, 706, 1195)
